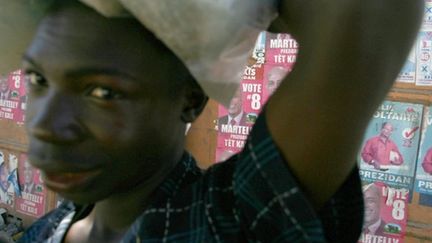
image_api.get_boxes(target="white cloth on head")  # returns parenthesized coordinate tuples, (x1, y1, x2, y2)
(0, 0, 279, 107)
(79, 0, 280, 106)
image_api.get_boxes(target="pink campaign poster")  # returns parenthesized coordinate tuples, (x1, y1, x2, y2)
(0, 70, 27, 124)
(15, 154, 46, 217)
(262, 33, 297, 103)
(215, 32, 266, 162)
(359, 182, 409, 243)
(215, 32, 299, 162)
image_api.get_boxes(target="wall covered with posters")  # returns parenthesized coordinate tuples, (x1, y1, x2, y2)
(0, 70, 50, 228)
(215, 25, 432, 243)
(0, 9, 431, 242)
(216, 32, 296, 162)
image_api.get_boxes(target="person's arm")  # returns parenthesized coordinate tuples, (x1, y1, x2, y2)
(266, 0, 423, 208)
(361, 139, 375, 164)
(390, 142, 404, 165)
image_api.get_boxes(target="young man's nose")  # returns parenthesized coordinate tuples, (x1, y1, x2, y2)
(27, 91, 85, 144)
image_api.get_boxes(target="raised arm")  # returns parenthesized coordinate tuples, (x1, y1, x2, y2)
(266, 0, 424, 208)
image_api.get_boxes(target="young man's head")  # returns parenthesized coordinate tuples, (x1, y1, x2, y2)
(23, 0, 207, 204)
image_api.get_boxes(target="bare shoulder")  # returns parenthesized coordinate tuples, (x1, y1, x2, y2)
(64, 218, 92, 243)
(266, 0, 424, 208)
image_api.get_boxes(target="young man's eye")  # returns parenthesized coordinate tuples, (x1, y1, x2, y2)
(24, 72, 47, 87)
(88, 86, 124, 100)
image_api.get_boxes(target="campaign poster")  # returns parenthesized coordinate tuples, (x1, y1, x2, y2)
(422, 0, 432, 31)
(396, 46, 416, 84)
(15, 153, 46, 217)
(215, 32, 266, 162)
(358, 182, 409, 243)
(414, 106, 432, 199)
(0, 150, 20, 207)
(418, 193, 432, 207)
(263, 33, 298, 102)
(0, 70, 27, 124)
(358, 101, 423, 190)
(416, 31, 432, 86)
(265, 32, 298, 67)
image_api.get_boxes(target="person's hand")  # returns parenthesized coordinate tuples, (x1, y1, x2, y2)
(372, 161, 381, 170)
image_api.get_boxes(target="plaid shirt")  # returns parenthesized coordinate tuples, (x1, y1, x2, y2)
(18, 113, 364, 242)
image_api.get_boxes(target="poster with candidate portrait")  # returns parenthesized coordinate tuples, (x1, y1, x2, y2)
(0, 149, 20, 208)
(416, 31, 432, 86)
(215, 32, 300, 162)
(422, 0, 432, 31)
(262, 33, 297, 103)
(15, 153, 46, 217)
(414, 106, 432, 199)
(215, 32, 267, 162)
(0, 70, 27, 124)
(357, 101, 423, 190)
(358, 182, 409, 243)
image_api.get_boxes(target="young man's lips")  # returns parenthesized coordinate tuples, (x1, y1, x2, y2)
(42, 169, 102, 192)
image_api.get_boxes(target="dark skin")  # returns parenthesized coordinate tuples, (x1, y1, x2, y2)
(23, 0, 423, 242)
(267, 0, 423, 206)
(24, 2, 206, 242)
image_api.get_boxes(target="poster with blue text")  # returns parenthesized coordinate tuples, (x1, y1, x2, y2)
(416, 31, 432, 86)
(357, 101, 423, 191)
(414, 106, 432, 198)
(422, 0, 432, 31)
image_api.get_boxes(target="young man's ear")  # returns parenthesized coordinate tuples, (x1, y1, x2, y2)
(181, 85, 208, 123)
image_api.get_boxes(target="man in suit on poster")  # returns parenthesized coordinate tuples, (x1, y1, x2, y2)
(218, 90, 248, 128)
(0, 78, 11, 100)
(362, 183, 389, 237)
(21, 161, 38, 194)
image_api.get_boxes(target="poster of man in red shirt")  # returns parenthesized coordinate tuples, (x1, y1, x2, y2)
(361, 122, 404, 171)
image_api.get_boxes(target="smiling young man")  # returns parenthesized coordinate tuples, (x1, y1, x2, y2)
(16, 0, 423, 242)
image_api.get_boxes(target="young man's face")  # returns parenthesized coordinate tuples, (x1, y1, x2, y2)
(23, 3, 189, 203)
